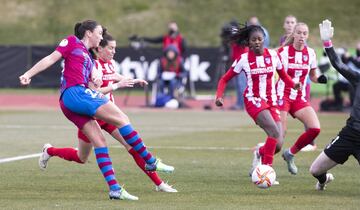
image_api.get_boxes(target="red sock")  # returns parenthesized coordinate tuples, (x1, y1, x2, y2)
(260, 137, 277, 166)
(290, 128, 320, 154)
(47, 147, 83, 164)
(128, 148, 162, 186)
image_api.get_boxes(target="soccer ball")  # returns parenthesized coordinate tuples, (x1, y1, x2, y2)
(251, 164, 276, 189)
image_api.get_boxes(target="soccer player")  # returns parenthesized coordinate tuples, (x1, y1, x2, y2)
(310, 19, 358, 190)
(276, 22, 327, 175)
(40, 30, 177, 193)
(19, 20, 174, 200)
(279, 15, 297, 46)
(215, 24, 300, 174)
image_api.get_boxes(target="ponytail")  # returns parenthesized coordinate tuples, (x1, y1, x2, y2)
(74, 20, 99, 39)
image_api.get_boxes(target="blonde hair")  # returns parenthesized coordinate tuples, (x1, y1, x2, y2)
(282, 22, 308, 47)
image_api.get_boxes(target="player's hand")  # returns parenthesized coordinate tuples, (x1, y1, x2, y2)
(19, 73, 31, 85)
(293, 82, 302, 90)
(92, 77, 103, 89)
(317, 74, 328, 84)
(319, 19, 334, 41)
(132, 78, 148, 87)
(215, 97, 224, 107)
(114, 78, 135, 89)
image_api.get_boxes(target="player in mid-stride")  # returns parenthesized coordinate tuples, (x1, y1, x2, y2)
(39, 30, 177, 193)
(309, 19, 360, 190)
(19, 20, 174, 200)
(215, 24, 300, 175)
(276, 22, 327, 175)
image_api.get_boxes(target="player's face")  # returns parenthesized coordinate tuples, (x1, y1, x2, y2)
(293, 24, 308, 46)
(88, 25, 103, 48)
(98, 40, 116, 62)
(283, 17, 297, 34)
(249, 31, 264, 55)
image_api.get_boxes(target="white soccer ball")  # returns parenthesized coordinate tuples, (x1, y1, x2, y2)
(251, 164, 276, 189)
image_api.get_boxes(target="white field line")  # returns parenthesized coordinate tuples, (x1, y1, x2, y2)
(0, 124, 339, 134)
(0, 145, 323, 164)
(0, 153, 41, 164)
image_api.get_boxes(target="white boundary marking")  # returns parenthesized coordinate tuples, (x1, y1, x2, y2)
(0, 153, 41, 164)
(0, 145, 321, 164)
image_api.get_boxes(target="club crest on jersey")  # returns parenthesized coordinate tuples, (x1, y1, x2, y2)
(303, 55, 308, 62)
(278, 99, 283, 106)
(59, 39, 68, 47)
(265, 57, 271, 64)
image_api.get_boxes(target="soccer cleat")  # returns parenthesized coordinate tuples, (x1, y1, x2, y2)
(273, 180, 280, 185)
(155, 182, 178, 193)
(301, 144, 317, 152)
(39, 143, 52, 170)
(249, 143, 264, 176)
(316, 173, 334, 191)
(282, 149, 298, 175)
(109, 188, 139, 200)
(145, 159, 174, 173)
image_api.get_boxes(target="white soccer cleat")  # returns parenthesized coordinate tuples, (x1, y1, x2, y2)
(273, 180, 280, 185)
(155, 182, 178, 193)
(301, 144, 317, 152)
(145, 159, 174, 173)
(109, 188, 139, 200)
(316, 173, 334, 191)
(39, 143, 52, 170)
(249, 143, 264, 176)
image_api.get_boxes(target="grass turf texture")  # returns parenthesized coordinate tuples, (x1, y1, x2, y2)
(0, 110, 359, 209)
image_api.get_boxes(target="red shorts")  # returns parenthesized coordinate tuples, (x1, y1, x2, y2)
(277, 97, 310, 117)
(78, 119, 118, 143)
(245, 97, 280, 122)
(60, 100, 93, 130)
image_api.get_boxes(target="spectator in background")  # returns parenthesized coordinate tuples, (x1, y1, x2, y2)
(332, 47, 360, 110)
(279, 15, 297, 46)
(156, 44, 187, 108)
(141, 21, 187, 59)
(229, 20, 249, 110)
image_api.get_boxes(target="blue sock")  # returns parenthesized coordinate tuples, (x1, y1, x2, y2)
(119, 124, 156, 164)
(94, 147, 121, 191)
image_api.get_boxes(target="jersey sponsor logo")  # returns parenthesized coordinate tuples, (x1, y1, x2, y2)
(288, 63, 309, 69)
(251, 67, 273, 74)
(59, 39, 68, 47)
(102, 74, 117, 81)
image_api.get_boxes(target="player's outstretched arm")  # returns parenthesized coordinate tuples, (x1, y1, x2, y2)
(19, 51, 62, 85)
(320, 19, 360, 84)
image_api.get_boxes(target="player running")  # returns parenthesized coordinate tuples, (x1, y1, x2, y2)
(276, 22, 327, 175)
(215, 24, 300, 175)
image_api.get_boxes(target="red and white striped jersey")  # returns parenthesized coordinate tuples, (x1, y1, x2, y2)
(233, 48, 283, 106)
(94, 59, 118, 102)
(276, 45, 317, 101)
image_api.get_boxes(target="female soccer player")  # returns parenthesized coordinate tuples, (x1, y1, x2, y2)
(215, 24, 300, 174)
(40, 31, 177, 193)
(310, 19, 359, 190)
(19, 20, 174, 200)
(276, 22, 327, 175)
